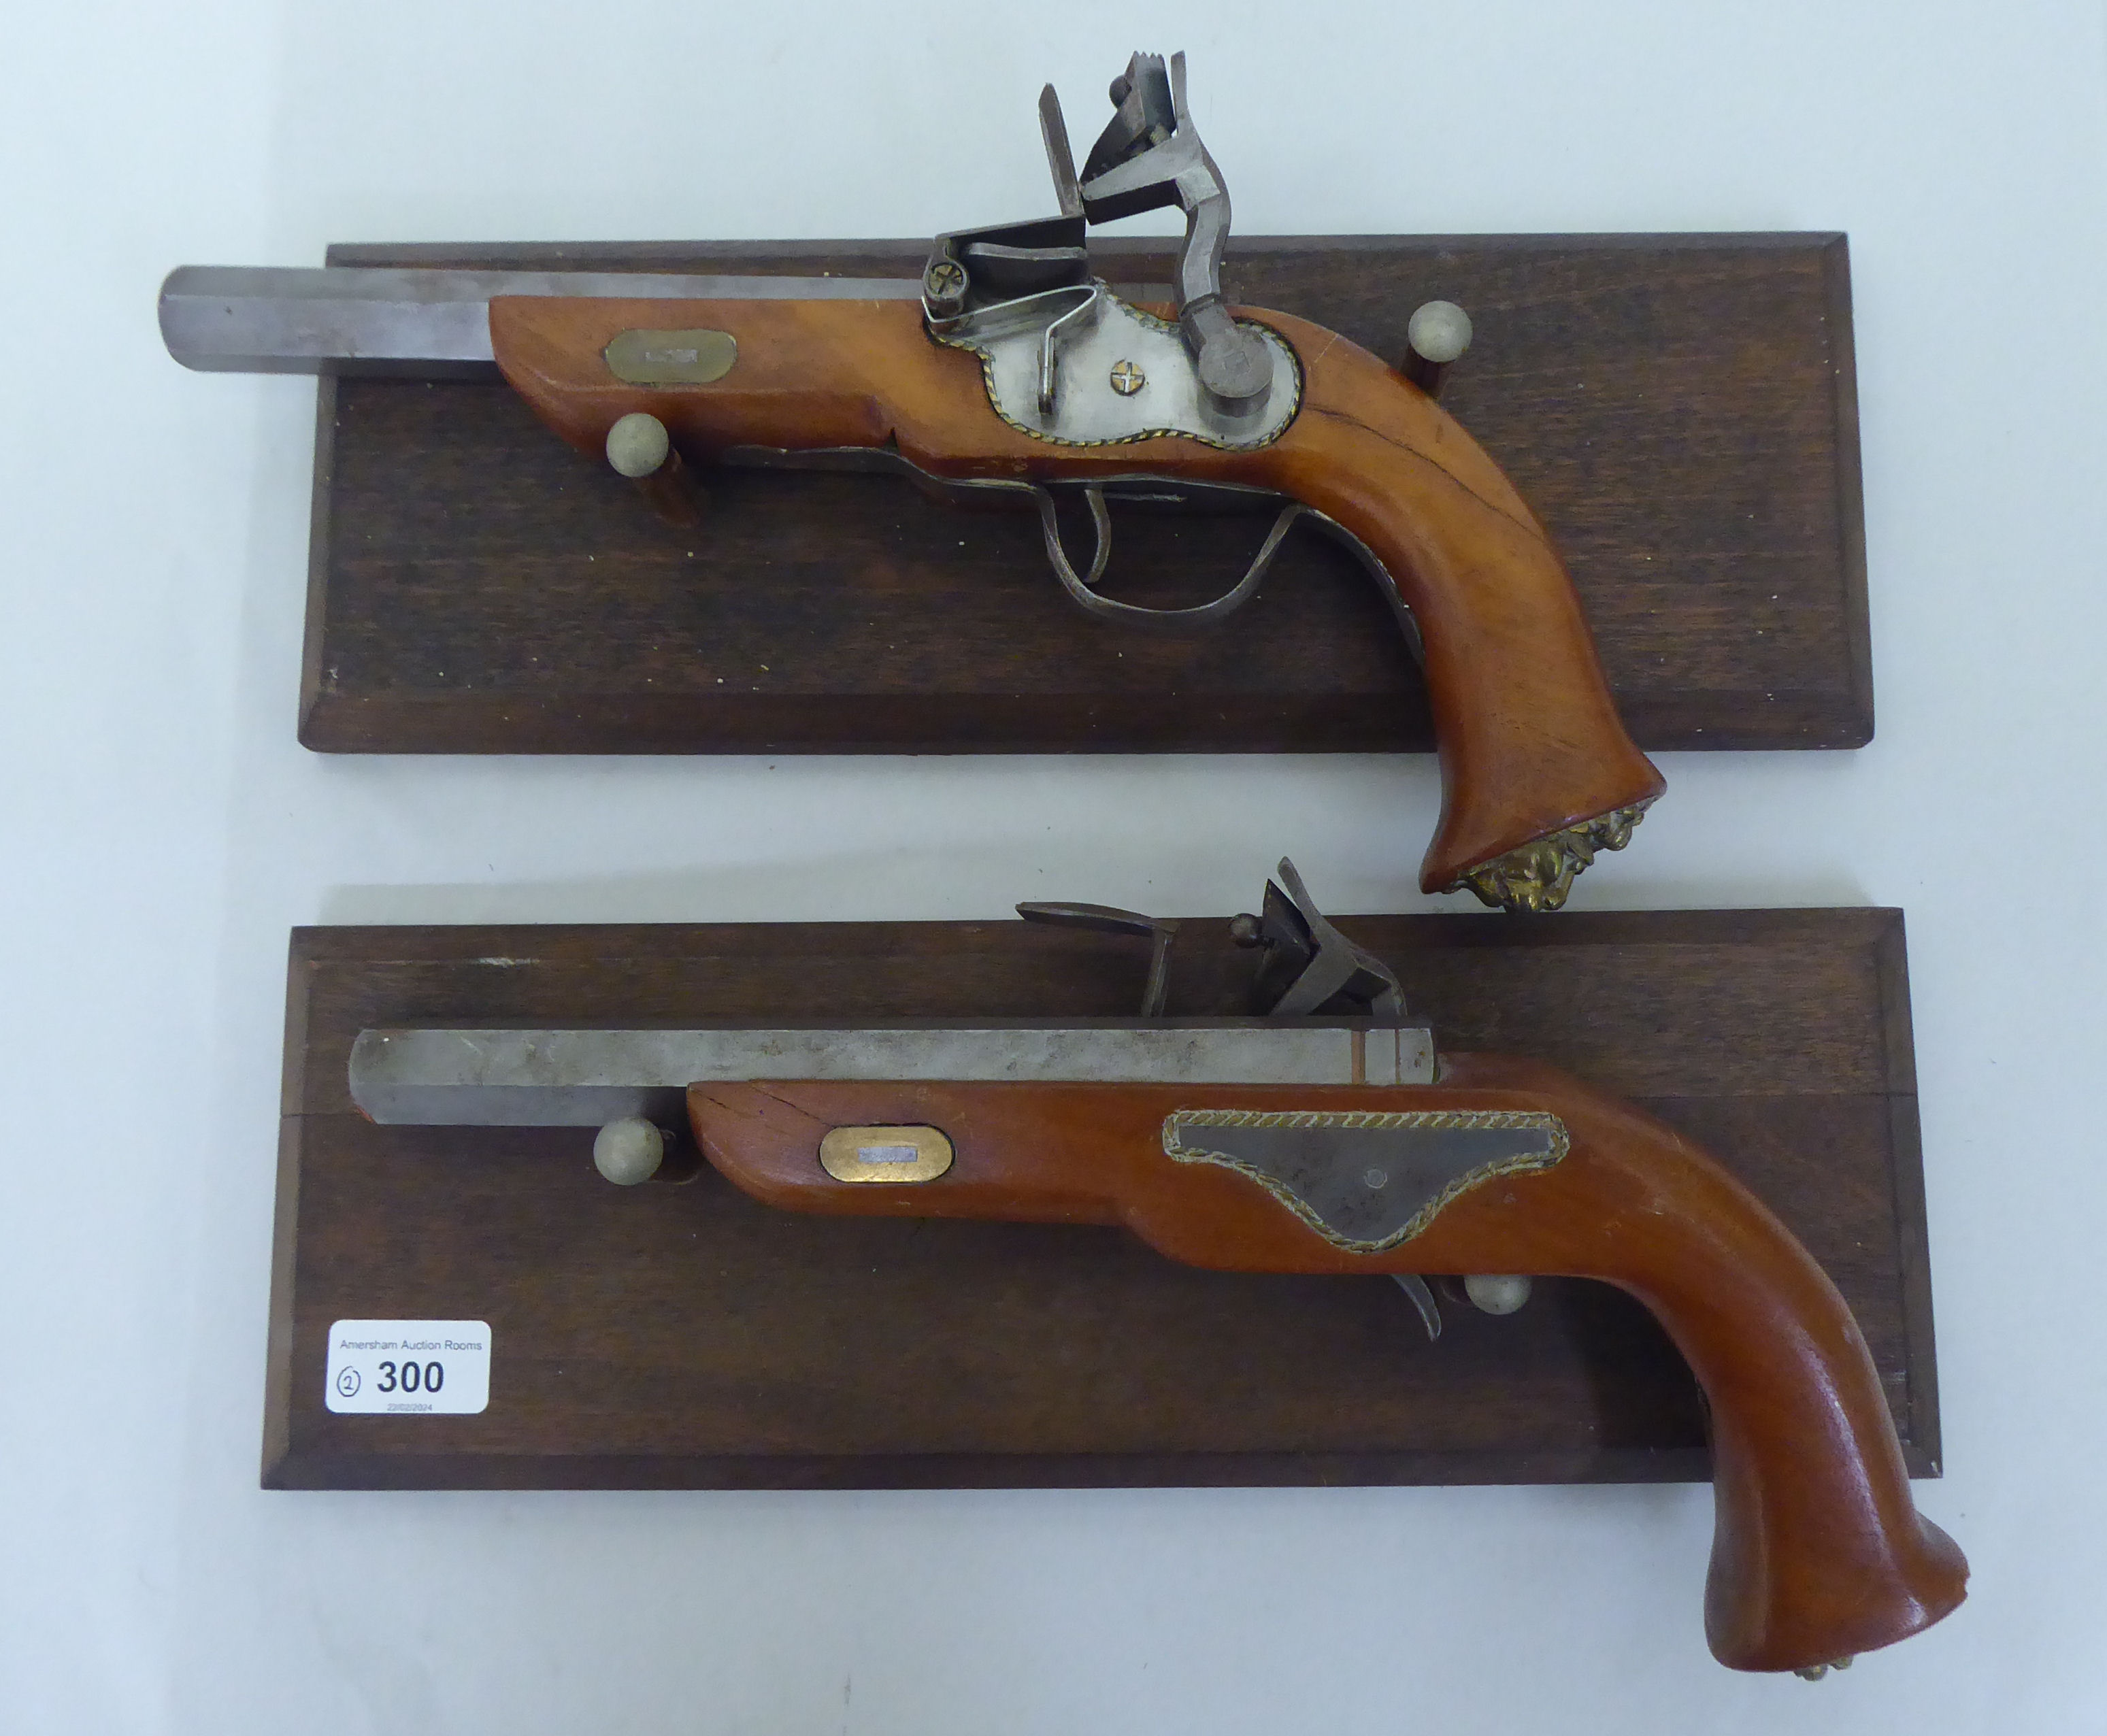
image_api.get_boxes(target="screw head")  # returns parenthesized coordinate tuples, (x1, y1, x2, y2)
(1196, 330, 1270, 406)
(1109, 358, 1146, 396)
(923, 258, 967, 301)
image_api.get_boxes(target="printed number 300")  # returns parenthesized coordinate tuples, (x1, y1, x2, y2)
(377, 1360, 445, 1395)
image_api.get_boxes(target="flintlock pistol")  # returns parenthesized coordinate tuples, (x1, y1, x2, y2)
(161, 52, 1664, 912)
(349, 858, 1965, 1675)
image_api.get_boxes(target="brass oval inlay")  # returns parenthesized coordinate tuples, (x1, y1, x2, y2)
(603, 327, 738, 386)
(818, 1124, 955, 1183)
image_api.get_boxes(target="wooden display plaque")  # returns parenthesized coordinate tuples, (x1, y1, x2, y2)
(301, 233, 1868, 756)
(268, 906, 1940, 1490)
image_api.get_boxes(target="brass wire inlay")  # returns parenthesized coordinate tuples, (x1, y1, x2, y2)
(1162, 1107, 1569, 1253)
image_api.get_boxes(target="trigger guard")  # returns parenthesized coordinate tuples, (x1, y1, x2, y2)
(1033, 486, 1304, 631)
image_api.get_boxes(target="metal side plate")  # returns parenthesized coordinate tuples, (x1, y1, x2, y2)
(935, 286, 1300, 450)
(1163, 1109, 1568, 1252)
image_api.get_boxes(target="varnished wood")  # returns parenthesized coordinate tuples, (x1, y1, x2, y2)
(303, 236, 1870, 758)
(692, 1061, 1963, 1672)
(493, 295, 1663, 890)
(267, 907, 1942, 1511)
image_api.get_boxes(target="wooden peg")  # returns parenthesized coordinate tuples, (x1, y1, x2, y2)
(1403, 300, 1472, 399)
(605, 411, 704, 527)
(593, 1116, 701, 1184)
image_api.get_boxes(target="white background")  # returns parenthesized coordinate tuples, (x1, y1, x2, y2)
(3, 1, 2103, 1729)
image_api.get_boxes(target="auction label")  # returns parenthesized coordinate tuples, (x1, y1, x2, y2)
(325, 1320, 491, 1415)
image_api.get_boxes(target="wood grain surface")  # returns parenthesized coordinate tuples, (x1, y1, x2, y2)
(691, 1061, 1964, 1672)
(488, 289, 1664, 892)
(300, 234, 1868, 755)
(267, 906, 1940, 1493)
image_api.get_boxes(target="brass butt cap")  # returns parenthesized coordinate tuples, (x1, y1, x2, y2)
(1446, 799, 1655, 914)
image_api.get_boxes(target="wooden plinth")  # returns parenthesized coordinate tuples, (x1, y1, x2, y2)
(301, 234, 1868, 756)
(269, 907, 1938, 1490)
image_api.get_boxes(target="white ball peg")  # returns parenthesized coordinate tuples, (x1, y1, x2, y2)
(1406, 299, 1473, 365)
(593, 1116, 665, 1186)
(604, 411, 672, 479)
(1403, 301, 1474, 399)
(1463, 1273, 1533, 1316)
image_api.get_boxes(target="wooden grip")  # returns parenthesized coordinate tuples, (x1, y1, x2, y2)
(491, 296, 1663, 895)
(1252, 323, 1667, 891)
(689, 1058, 1964, 1671)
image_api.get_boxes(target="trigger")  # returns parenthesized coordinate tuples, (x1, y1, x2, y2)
(1393, 1273, 1443, 1341)
(1034, 487, 1304, 630)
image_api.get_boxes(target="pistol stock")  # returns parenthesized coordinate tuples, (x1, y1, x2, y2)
(491, 293, 1663, 907)
(160, 50, 1667, 908)
(688, 1053, 1964, 1673)
(345, 861, 1964, 1672)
